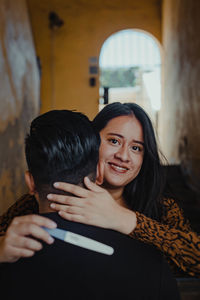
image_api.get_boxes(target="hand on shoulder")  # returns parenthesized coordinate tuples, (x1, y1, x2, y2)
(47, 177, 137, 234)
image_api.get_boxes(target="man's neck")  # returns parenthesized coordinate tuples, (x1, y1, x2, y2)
(39, 201, 54, 214)
(34, 193, 54, 214)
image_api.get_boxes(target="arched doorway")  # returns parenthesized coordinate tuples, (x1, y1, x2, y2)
(99, 29, 162, 130)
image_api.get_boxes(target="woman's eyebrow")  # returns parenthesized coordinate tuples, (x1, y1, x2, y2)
(107, 133, 144, 146)
(107, 132, 123, 138)
(133, 140, 144, 146)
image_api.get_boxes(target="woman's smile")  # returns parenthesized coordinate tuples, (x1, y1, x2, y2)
(108, 162, 129, 173)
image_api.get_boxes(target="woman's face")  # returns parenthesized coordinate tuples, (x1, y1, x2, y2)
(99, 115, 144, 189)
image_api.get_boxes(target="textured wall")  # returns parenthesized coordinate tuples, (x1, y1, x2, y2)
(160, 0, 200, 190)
(27, 0, 161, 120)
(0, 0, 40, 213)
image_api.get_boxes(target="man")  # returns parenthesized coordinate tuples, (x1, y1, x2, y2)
(0, 110, 180, 300)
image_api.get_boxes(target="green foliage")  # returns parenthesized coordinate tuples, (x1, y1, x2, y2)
(100, 66, 140, 88)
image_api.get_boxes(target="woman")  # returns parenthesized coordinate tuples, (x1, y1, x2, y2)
(0, 102, 199, 277)
(47, 102, 200, 278)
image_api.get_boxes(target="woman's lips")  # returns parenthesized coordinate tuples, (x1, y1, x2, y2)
(108, 162, 129, 174)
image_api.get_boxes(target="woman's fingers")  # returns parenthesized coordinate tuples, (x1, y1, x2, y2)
(9, 221, 54, 245)
(4, 246, 35, 262)
(48, 180, 104, 211)
(0, 214, 58, 263)
(53, 182, 89, 197)
(50, 203, 84, 215)
(58, 211, 87, 223)
(47, 180, 130, 232)
(12, 214, 57, 229)
(50, 203, 69, 211)
(48, 180, 104, 207)
(20, 223, 54, 245)
(11, 215, 57, 245)
(47, 194, 85, 207)
(84, 176, 104, 192)
(11, 235, 43, 252)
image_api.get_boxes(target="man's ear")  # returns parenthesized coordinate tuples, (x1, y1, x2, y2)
(95, 160, 104, 185)
(25, 171, 36, 195)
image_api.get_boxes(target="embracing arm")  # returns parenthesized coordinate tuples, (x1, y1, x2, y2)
(130, 198, 200, 277)
(47, 178, 200, 277)
(48, 178, 137, 234)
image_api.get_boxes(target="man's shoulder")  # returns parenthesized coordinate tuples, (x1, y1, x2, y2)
(41, 212, 163, 261)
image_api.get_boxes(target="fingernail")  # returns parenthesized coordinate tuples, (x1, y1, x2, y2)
(47, 194, 53, 199)
(49, 221, 57, 228)
(50, 203, 55, 208)
(48, 236, 54, 244)
(54, 182, 59, 188)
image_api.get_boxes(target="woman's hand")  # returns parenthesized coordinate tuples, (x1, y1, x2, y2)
(0, 215, 57, 263)
(47, 177, 137, 235)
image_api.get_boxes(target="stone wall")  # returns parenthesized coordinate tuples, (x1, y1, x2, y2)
(0, 0, 40, 213)
(160, 0, 200, 190)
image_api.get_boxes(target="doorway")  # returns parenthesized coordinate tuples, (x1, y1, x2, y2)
(99, 29, 162, 129)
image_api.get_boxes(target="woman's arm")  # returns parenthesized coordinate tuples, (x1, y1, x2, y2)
(0, 194, 38, 234)
(48, 178, 137, 234)
(130, 199, 200, 278)
(161, 198, 192, 231)
(48, 179, 200, 277)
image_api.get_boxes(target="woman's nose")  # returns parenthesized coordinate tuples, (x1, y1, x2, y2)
(114, 145, 130, 162)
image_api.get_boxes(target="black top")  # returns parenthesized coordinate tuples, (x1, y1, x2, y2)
(1, 212, 180, 300)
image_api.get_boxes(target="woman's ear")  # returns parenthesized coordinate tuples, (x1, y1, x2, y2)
(25, 171, 36, 195)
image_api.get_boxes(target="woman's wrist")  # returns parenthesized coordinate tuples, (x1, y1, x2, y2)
(118, 208, 137, 234)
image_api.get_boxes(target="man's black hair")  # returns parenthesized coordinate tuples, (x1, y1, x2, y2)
(25, 110, 100, 199)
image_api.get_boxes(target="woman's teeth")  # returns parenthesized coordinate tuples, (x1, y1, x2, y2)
(110, 164, 128, 171)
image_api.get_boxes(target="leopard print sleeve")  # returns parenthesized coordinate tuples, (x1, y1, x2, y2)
(161, 198, 192, 231)
(129, 199, 200, 278)
(0, 194, 38, 235)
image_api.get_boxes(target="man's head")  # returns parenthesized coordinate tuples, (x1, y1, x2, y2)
(25, 110, 100, 202)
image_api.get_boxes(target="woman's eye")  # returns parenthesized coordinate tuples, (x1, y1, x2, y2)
(108, 138, 119, 145)
(132, 145, 141, 152)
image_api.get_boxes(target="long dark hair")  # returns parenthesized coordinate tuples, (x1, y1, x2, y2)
(93, 102, 166, 220)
